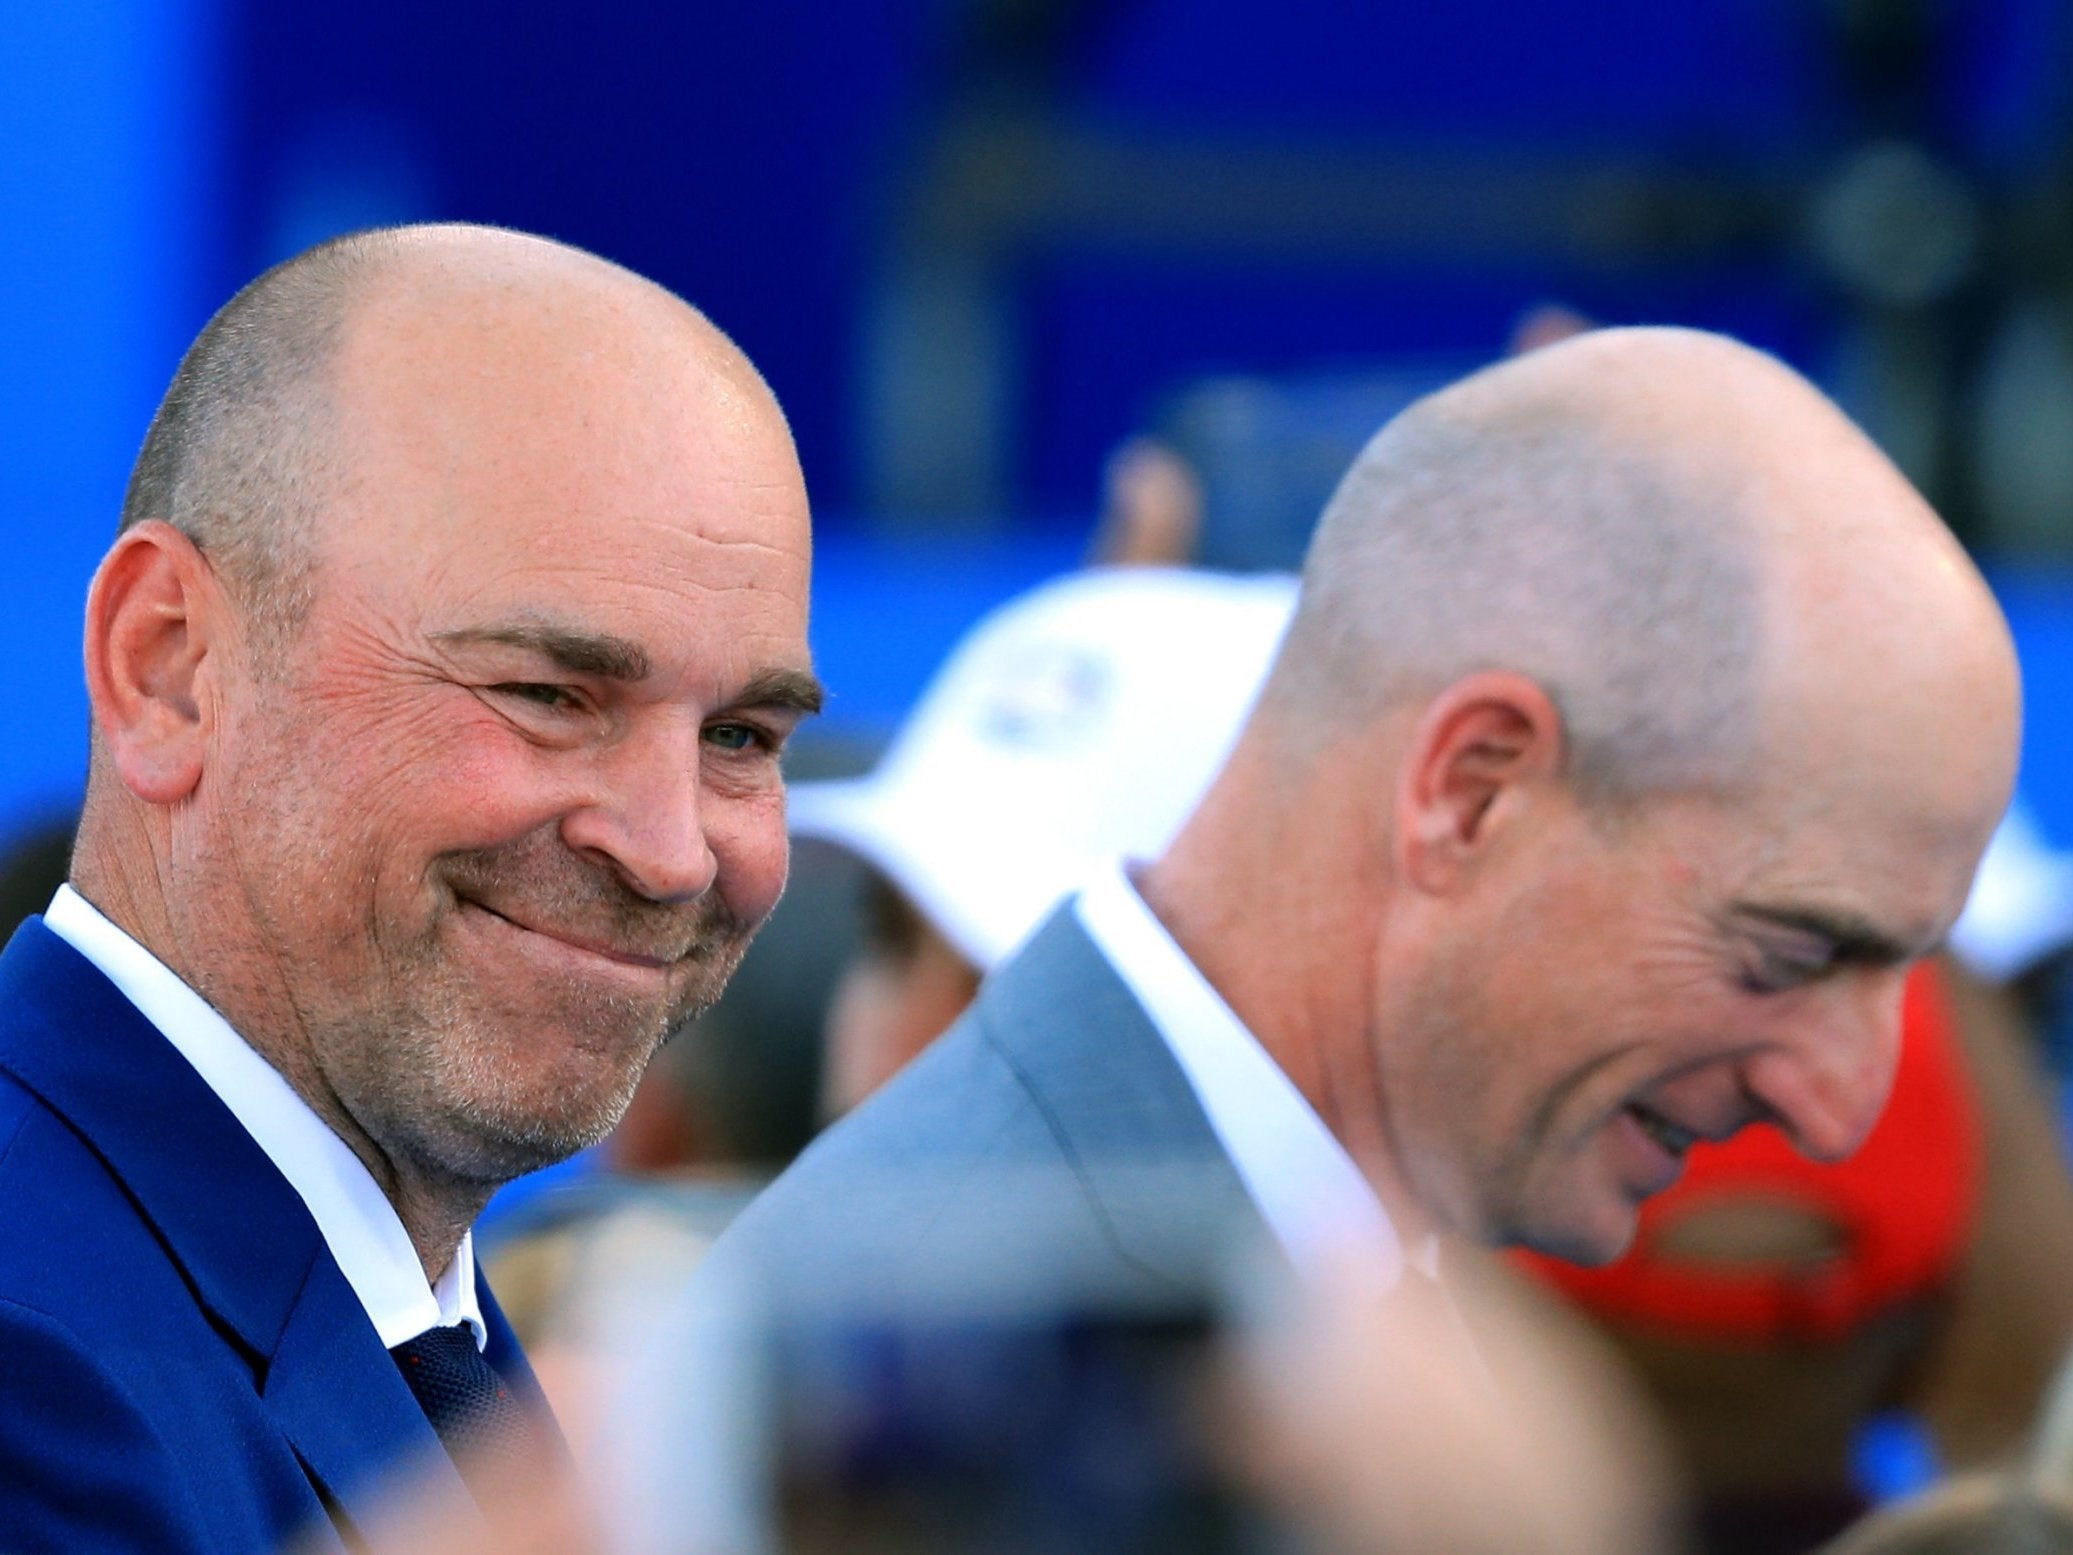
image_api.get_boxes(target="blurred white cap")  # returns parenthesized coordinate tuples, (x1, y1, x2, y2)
(1951, 799, 2073, 983)
(790, 567, 1297, 969)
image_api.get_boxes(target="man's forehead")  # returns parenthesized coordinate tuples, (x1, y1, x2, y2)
(310, 261, 817, 703)
(1694, 777, 2000, 956)
(325, 274, 809, 558)
(318, 423, 813, 639)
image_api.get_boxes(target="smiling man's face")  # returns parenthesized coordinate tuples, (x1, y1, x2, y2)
(187, 264, 818, 1188)
(1373, 661, 2013, 1266)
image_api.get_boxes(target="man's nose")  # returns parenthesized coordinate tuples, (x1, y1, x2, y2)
(1741, 971, 1908, 1165)
(559, 719, 717, 904)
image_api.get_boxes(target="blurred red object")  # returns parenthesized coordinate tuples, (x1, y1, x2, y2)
(1513, 963, 1980, 1343)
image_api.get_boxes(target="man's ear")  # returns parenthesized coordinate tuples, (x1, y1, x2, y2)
(1395, 671, 1564, 895)
(83, 521, 225, 805)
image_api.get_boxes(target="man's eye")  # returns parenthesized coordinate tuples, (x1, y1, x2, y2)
(493, 683, 580, 712)
(1741, 942, 1837, 994)
(703, 721, 768, 753)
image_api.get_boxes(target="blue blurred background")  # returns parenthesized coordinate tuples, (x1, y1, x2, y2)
(13, 0, 2073, 848)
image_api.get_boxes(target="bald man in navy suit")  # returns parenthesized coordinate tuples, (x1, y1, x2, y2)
(0, 222, 821, 1551)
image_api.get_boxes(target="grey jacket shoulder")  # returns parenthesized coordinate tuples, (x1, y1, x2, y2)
(702, 908, 1268, 1312)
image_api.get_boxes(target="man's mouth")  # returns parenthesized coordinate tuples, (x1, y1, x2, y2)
(462, 898, 677, 970)
(1626, 1102, 1697, 1158)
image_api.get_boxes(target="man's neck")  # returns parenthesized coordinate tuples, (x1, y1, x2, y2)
(389, 1179, 487, 1285)
(68, 835, 485, 1284)
(1136, 814, 1432, 1245)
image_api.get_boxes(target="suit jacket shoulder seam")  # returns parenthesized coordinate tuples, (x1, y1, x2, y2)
(970, 1010, 1200, 1294)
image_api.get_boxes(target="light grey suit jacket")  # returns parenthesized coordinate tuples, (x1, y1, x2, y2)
(699, 905, 1276, 1316)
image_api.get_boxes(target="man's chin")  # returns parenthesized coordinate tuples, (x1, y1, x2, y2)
(1514, 1206, 1640, 1268)
(411, 1056, 653, 1184)
(424, 1101, 627, 1186)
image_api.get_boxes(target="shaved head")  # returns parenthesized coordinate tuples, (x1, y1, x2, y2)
(1266, 326, 1984, 804)
(1147, 324, 2017, 1261)
(118, 223, 773, 640)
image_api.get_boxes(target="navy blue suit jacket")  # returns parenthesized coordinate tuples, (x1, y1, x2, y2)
(0, 916, 543, 1553)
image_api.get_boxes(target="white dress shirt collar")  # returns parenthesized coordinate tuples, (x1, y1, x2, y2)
(43, 885, 485, 1350)
(1073, 861, 1423, 1283)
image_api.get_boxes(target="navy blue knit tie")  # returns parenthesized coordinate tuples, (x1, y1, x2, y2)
(389, 1323, 531, 1491)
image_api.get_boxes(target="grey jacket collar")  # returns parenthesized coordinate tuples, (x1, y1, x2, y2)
(968, 906, 1278, 1291)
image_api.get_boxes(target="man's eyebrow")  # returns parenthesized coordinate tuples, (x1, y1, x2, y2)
(434, 624, 824, 714)
(730, 666, 826, 718)
(433, 625, 651, 682)
(1731, 903, 1923, 966)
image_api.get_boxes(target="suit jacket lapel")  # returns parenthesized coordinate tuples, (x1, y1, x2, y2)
(972, 907, 1273, 1287)
(268, 1221, 551, 1534)
(0, 921, 323, 1354)
(0, 920, 468, 1533)
(267, 1255, 466, 1531)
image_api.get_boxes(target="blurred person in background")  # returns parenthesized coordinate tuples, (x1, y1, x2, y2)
(694, 326, 2019, 1323)
(1234, 1237, 1689, 1555)
(1812, 1473, 2073, 1555)
(0, 815, 75, 941)
(0, 222, 820, 1552)
(793, 565, 1296, 1118)
(1808, 1350, 2073, 1555)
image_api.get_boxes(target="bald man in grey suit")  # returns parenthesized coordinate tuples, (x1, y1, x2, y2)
(703, 328, 2020, 1310)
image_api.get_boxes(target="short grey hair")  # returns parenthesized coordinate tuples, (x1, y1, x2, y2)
(1273, 376, 1763, 803)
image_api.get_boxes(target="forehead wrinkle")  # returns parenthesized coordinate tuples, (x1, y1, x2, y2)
(686, 532, 809, 559)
